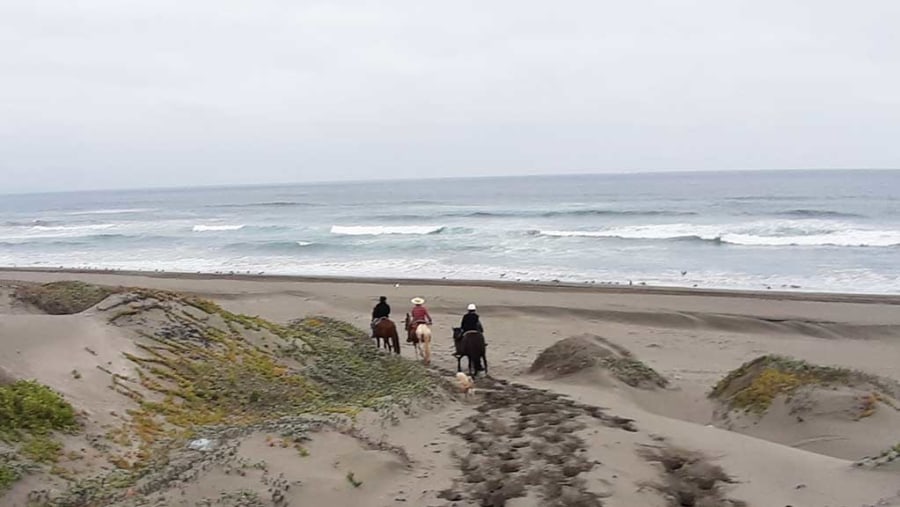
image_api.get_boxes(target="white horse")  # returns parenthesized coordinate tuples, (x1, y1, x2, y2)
(405, 313, 432, 365)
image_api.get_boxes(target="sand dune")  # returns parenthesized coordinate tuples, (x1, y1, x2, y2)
(2, 270, 900, 506)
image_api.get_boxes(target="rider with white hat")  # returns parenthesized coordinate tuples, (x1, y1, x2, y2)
(460, 303, 484, 334)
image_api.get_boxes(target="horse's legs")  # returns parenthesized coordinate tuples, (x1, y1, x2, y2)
(391, 335, 400, 354)
(456, 355, 462, 373)
(482, 352, 488, 376)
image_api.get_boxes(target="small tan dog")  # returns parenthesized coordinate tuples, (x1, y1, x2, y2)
(456, 372, 475, 397)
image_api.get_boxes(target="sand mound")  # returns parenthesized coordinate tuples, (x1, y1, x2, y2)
(0, 287, 439, 506)
(710, 355, 900, 459)
(530, 334, 668, 389)
(12, 281, 117, 314)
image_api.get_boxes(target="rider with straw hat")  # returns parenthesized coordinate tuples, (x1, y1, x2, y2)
(409, 297, 432, 326)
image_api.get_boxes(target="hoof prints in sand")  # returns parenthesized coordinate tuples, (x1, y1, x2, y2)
(438, 370, 636, 507)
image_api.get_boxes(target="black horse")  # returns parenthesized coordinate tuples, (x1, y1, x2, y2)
(452, 327, 488, 377)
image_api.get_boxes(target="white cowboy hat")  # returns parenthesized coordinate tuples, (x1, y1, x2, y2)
(411, 297, 425, 305)
(467, 303, 477, 311)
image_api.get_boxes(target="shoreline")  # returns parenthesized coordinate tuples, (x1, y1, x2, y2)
(2, 266, 899, 305)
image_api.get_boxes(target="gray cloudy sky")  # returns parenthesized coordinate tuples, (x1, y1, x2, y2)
(2, 1, 899, 193)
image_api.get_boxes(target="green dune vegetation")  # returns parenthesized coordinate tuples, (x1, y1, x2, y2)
(3, 283, 438, 504)
(709, 355, 900, 415)
(0, 380, 78, 493)
(13, 280, 117, 315)
(855, 442, 900, 468)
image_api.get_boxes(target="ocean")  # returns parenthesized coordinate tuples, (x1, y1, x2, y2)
(1, 170, 899, 294)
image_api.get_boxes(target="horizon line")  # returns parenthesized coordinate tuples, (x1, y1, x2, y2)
(3, 167, 899, 198)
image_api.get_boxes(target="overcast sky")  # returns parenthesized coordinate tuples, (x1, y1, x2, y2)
(1, 1, 898, 193)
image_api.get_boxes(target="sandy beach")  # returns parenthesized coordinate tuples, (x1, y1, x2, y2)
(2, 268, 900, 507)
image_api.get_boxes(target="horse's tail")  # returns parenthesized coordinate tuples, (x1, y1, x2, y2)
(390, 321, 399, 341)
(472, 333, 486, 372)
(418, 324, 432, 364)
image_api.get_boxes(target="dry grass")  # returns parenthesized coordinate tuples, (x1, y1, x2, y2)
(857, 392, 880, 420)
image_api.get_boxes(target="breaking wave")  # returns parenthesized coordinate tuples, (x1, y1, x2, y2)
(193, 224, 246, 232)
(330, 225, 446, 236)
(534, 222, 900, 247)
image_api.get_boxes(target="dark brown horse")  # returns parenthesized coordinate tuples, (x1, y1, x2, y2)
(452, 327, 487, 376)
(372, 318, 400, 354)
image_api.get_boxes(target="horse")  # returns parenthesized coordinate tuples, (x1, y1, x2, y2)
(405, 313, 432, 365)
(452, 327, 487, 377)
(372, 317, 400, 354)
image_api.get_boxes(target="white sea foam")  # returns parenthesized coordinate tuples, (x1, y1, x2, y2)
(296, 241, 314, 246)
(37, 224, 115, 231)
(0, 223, 118, 240)
(330, 225, 445, 236)
(537, 220, 900, 247)
(3, 254, 897, 295)
(192, 224, 246, 232)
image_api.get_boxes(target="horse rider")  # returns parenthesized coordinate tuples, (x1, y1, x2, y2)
(408, 297, 432, 340)
(460, 303, 484, 334)
(371, 296, 391, 336)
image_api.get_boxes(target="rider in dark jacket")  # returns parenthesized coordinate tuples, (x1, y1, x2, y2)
(372, 296, 391, 320)
(371, 296, 391, 337)
(460, 303, 483, 333)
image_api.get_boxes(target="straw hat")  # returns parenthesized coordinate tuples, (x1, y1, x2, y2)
(411, 297, 425, 305)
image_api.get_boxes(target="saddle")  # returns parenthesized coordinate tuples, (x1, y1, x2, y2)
(406, 320, 428, 343)
(452, 328, 487, 356)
